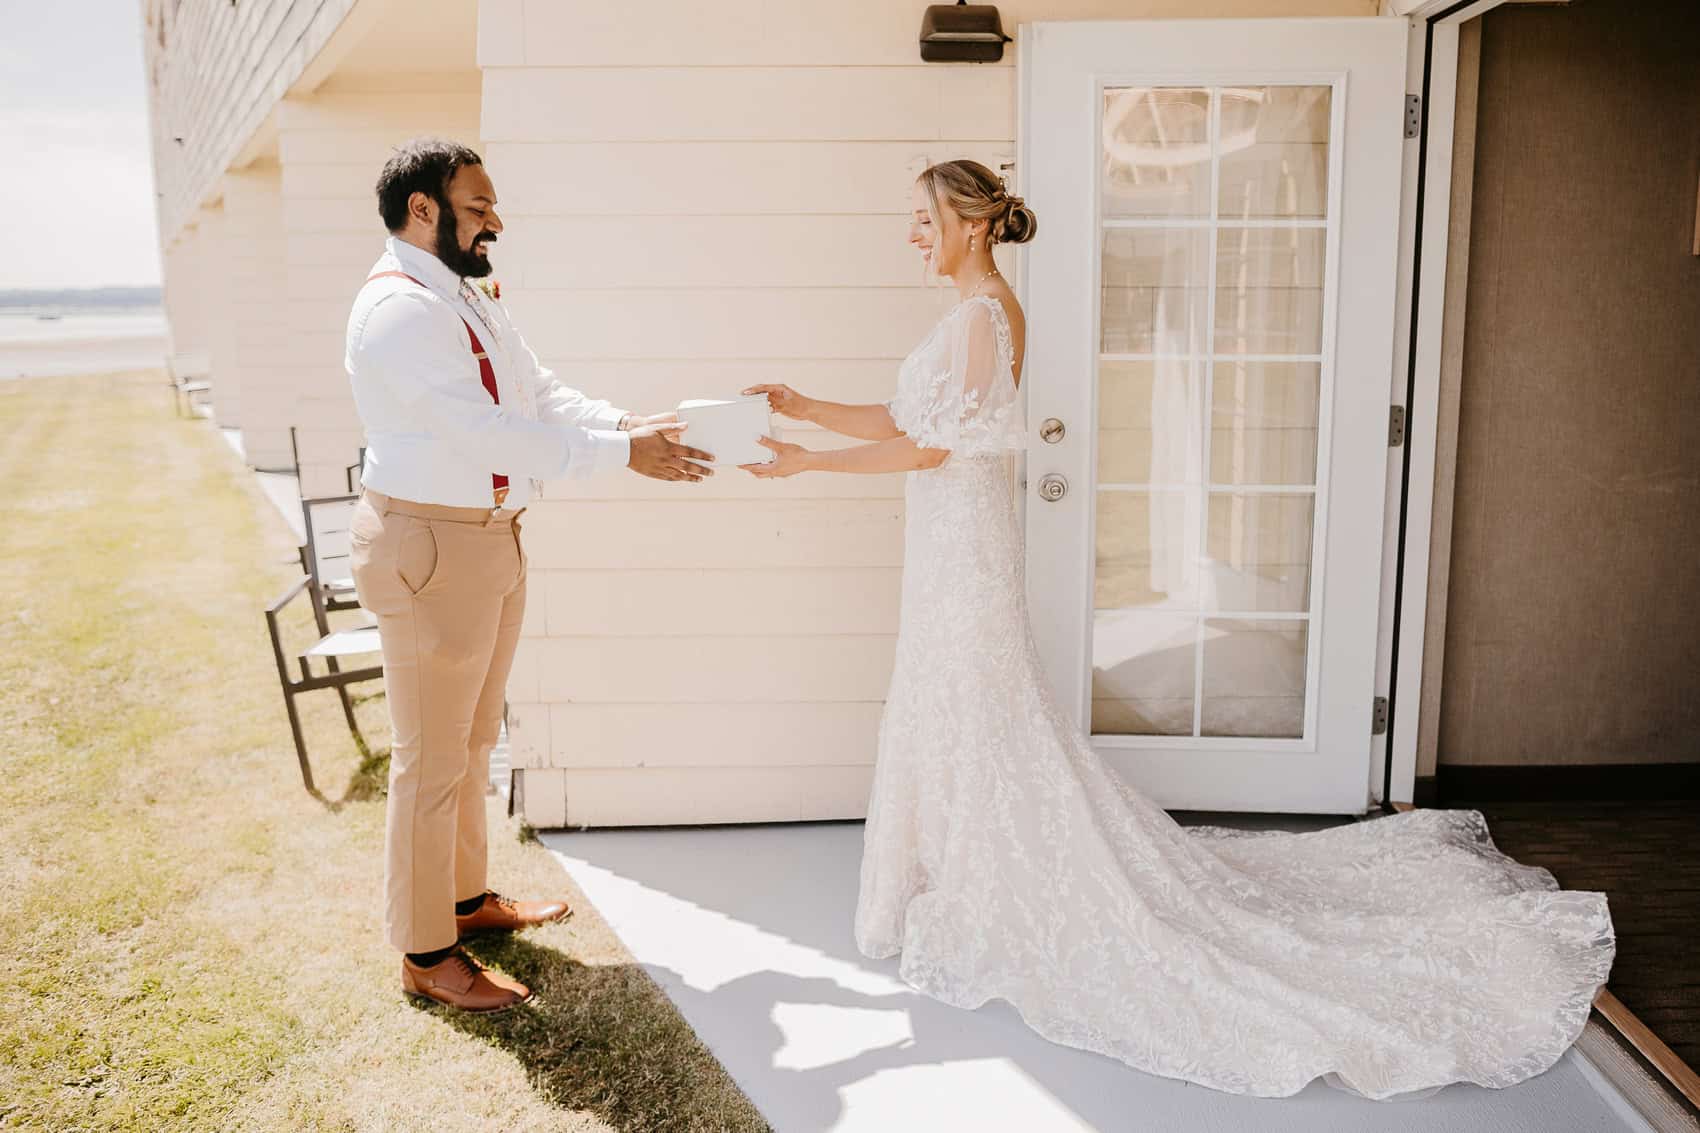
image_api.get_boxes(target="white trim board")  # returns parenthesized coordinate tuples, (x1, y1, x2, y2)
(1372, 16, 1462, 805)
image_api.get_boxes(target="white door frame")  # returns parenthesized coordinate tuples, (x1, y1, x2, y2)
(1371, 0, 1508, 805)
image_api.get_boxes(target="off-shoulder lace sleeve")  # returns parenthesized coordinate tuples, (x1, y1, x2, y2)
(888, 298, 1024, 458)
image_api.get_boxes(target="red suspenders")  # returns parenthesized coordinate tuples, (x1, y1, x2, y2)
(364, 270, 509, 503)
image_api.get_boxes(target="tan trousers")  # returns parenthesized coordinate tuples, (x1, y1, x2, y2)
(349, 489, 527, 953)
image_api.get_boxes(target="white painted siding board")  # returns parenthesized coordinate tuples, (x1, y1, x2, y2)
(280, 161, 394, 200)
(509, 0, 1372, 71)
(542, 568, 903, 636)
(503, 288, 950, 359)
(515, 0, 934, 68)
(483, 141, 1012, 216)
(521, 500, 905, 570)
(481, 68, 1011, 143)
(560, 765, 874, 827)
(281, 198, 386, 233)
(505, 701, 552, 768)
(542, 463, 906, 502)
(537, 635, 895, 704)
(477, 0, 527, 66)
(546, 359, 915, 412)
(548, 702, 884, 768)
(509, 637, 543, 702)
(519, 768, 569, 827)
(276, 92, 484, 133)
(278, 125, 482, 164)
(495, 215, 923, 289)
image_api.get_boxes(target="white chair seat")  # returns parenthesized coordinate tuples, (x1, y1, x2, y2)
(303, 626, 382, 659)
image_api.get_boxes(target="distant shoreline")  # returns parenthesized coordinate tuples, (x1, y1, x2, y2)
(0, 285, 163, 314)
(0, 309, 168, 380)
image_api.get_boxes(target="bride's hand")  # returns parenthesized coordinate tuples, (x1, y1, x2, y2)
(743, 383, 814, 421)
(741, 436, 813, 478)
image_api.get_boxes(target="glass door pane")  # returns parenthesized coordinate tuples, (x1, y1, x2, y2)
(1091, 83, 1332, 740)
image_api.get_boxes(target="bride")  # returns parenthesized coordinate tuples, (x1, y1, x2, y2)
(739, 159, 1614, 1099)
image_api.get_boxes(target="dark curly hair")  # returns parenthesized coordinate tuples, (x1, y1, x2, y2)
(375, 137, 483, 232)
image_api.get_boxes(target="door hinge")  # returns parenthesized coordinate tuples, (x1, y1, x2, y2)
(1388, 405, 1406, 447)
(1404, 94, 1422, 139)
(1372, 696, 1389, 736)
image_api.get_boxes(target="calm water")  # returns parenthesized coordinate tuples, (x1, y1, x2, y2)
(0, 309, 169, 379)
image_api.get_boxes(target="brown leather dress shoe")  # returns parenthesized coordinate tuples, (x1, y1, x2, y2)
(401, 947, 532, 1013)
(456, 890, 572, 938)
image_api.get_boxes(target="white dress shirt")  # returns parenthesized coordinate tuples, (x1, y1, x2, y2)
(345, 236, 631, 509)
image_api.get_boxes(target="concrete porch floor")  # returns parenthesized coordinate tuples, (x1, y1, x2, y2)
(542, 820, 1653, 1133)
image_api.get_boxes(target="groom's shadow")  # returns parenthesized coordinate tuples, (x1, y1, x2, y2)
(418, 934, 773, 1132)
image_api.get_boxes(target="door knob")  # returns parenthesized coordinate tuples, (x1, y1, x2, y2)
(1037, 473, 1068, 502)
(1039, 417, 1066, 444)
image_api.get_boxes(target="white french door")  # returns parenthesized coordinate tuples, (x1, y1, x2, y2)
(1020, 19, 1408, 813)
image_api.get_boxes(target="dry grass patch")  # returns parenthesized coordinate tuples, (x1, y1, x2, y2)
(0, 372, 768, 1133)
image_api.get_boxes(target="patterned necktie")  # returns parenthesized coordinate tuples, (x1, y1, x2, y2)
(457, 279, 501, 342)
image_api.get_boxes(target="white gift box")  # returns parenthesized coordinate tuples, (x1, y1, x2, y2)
(676, 396, 775, 466)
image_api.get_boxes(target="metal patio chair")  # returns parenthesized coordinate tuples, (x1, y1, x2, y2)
(265, 493, 383, 794)
(167, 353, 211, 417)
(345, 446, 367, 493)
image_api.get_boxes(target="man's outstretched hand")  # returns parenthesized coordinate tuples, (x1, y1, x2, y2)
(628, 423, 715, 482)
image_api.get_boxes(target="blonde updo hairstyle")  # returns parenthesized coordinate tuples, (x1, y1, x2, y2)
(917, 159, 1038, 247)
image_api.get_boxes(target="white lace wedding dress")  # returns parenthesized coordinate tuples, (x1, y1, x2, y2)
(854, 295, 1615, 1100)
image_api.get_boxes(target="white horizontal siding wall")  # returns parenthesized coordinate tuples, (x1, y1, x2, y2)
(482, 0, 1375, 828)
(199, 202, 240, 426)
(275, 79, 482, 497)
(161, 207, 227, 395)
(224, 160, 294, 471)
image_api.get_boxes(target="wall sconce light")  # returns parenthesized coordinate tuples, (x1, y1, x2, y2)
(919, 2, 1011, 63)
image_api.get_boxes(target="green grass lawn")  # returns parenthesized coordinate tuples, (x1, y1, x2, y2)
(0, 372, 768, 1132)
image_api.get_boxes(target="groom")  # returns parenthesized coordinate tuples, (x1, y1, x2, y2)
(345, 137, 713, 1012)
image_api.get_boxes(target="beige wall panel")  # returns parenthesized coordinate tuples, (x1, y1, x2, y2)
(523, 500, 904, 569)
(536, 635, 895, 704)
(280, 162, 391, 201)
(495, 215, 923, 290)
(195, 205, 242, 426)
(286, 233, 390, 268)
(518, 768, 569, 828)
(481, 67, 1010, 143)
(285, 260, 387, 300)
(509, 637, 543, 703)
(549, 702, 883, 769)
(542, 459, 905, 502)
(478, 0, 525, 66)
(276, 92, 483, 133)
(504, 288, 953, 359)
(483, 141, 1011, 216)
(505, 0, 1374, 69)
(540, 567, 903, 636)
(1439, 0, 1700, 768)
(559, 765, 874, 827)
(504, 702, 552, 770)
(281, 197, 383, 233)
(290, 421, 365, 463)
(280, 125, 481, 166)
(545, 360, 918, 418)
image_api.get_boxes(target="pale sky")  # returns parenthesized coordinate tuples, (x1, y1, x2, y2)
(3, 0, 161, 289)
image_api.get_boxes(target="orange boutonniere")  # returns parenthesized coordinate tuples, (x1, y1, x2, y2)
(476, 278, 502, 301)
